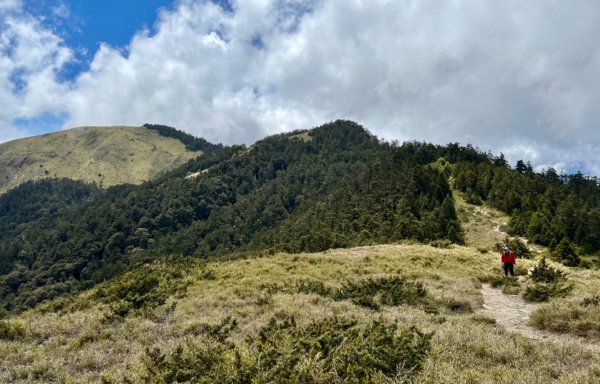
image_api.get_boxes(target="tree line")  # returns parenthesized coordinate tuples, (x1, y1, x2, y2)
(0, 121, 463, 314)
(2, 121, 598, 314)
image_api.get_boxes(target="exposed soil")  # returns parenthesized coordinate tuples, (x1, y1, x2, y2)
(479, 284, 599, 350)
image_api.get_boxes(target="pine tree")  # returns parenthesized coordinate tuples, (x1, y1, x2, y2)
(553, 237, 580, 267)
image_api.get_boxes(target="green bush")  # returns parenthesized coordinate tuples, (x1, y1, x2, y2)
(185, 316, 238, 342)
(429, 239, 453, 249)
(141, 340, 240, 384)
(530, 258, 564, 284)
(464, 192, 482, 205)
(334, 276, 427, 310)
(502, 284, 521, 295)
(553, 237, 580, 267)
(96, 262, 190, 321)
(523, 259, 572, 302)
(258, 282, 285, 294)
(522, 282, 572, 302)
(295, 280, 333, 297)
(437, 297, 473, 313)
(261, 276, 429, 311)
(137, 316, 432, 383)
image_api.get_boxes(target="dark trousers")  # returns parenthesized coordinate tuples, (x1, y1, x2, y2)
(503, 262, 515, 276)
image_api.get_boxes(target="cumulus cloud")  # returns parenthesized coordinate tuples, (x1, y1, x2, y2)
(1, 0, 600, 175)
(0, 0, 72, 140)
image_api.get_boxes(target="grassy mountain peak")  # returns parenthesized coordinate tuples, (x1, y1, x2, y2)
(0, 126, 201, 194)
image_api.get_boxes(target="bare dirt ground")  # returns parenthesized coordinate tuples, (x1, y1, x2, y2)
(479, 284, 599, 350)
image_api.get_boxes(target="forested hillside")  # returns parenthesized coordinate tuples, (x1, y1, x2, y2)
(1, 120, 600, 316)
(453, 162, 600, 252)
(0, 121, 464, 314)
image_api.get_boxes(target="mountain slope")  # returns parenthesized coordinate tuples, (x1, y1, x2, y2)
(2, 120, 600, 316)
(2, 242, 600, 383)
(0, 121, 464, 313)
(0, 126, 201, 194)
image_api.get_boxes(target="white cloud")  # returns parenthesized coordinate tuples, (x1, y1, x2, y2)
(1, 0, 600, 175)
(0, 0, 20, 11)
(0, 0, 71, 140)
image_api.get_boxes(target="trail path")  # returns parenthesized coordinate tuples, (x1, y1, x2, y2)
(478, 284, 599, 350)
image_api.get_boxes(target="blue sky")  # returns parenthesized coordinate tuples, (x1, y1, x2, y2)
(24, 0, 175, 79)
(1, 0, 599, 176)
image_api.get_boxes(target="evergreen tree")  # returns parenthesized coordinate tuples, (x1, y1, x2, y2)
(553, 237, 580, 267)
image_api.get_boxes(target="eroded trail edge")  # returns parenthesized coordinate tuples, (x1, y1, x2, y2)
(478, 284, 599, 350)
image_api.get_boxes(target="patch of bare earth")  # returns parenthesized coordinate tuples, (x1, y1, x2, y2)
(479, 284, 599, 351)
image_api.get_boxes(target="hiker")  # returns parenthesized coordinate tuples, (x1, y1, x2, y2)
(501, 246, 516, 276)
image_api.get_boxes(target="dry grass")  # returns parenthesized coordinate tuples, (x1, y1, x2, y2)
(528, 267, 600, 338)
(288, 131, 313, 142)
(0, 126, 200, 194)
(454, 192, 509, 251)
(453, 190, 547, 256)
(1, 242, 600, 383)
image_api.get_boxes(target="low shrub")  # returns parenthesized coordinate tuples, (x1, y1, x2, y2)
(258, 282, 285, 294)
(97, 262, 191, 321)
(0, 320, 26, 340)
(489, 276, 521, 295)
(437, 297, 473, 313)
(141, 339, 239, 384)
(429, 239, 454, 249)
(334, 276, 427, 310)
(470, 315, 497, 325)
(463, 191, 482, 205)
(522, 282, 572, 303)
(137, 315, 432, 383)
(502, 285, 521, 295)
(581, 295, 600, 308)
(260, 276, 429, 311)
(185, 317, 238, 342)
(295, 280, 333, 297)
(522, 258, 571, 302)
(489, 276, 519, 290)
(530, 258, 564, 284)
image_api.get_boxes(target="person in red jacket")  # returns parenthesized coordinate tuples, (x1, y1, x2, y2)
(501, 246, 516, 276)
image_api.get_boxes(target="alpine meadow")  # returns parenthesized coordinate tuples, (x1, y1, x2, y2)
(1, 121, 600, 383)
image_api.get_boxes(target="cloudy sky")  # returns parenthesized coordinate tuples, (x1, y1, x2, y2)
(1, 0, 599, 175)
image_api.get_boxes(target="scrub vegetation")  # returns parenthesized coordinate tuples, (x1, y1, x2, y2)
(1, 244, 600, 383)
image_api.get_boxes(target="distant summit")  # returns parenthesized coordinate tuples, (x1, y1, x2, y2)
(0, 126, 201, 194)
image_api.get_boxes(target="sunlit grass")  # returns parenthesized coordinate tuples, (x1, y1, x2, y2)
(1, 242, 600, 383)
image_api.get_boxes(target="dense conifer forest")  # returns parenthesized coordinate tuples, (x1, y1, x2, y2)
(453, 161, 600, 252)
(1, 120, 599, 315)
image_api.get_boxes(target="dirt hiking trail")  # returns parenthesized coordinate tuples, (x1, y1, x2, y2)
(478, 284, 599, 350)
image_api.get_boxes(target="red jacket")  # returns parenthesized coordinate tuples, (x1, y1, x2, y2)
(501, 250, 516, 263)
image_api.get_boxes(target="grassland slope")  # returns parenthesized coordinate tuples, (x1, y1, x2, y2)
(0, 126, 200, 194)
(2, 243, 600, 383)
